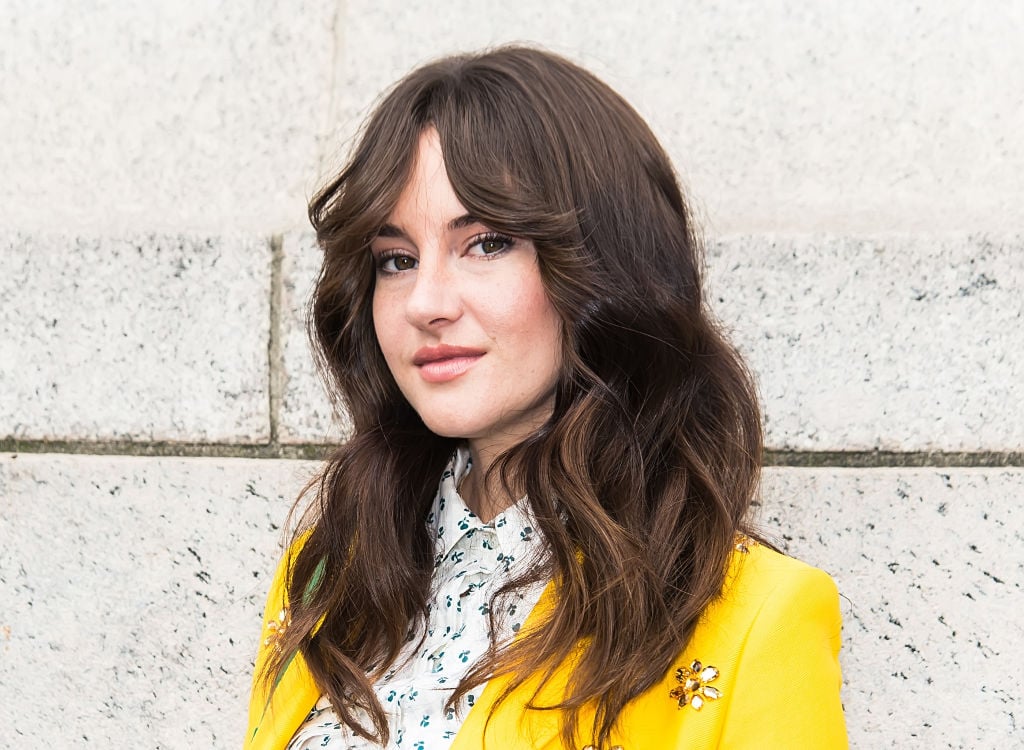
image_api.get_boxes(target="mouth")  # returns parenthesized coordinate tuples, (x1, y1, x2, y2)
(413, 345, 485, 383)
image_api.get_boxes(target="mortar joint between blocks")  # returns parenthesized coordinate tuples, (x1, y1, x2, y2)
(268, 233, 285, 448)
(1, 439, 1022, 468)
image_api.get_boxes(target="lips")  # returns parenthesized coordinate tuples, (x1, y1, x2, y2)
(413, 344, 485, 383)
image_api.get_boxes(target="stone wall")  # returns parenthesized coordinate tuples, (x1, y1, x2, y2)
(2, 1, 1022, 747)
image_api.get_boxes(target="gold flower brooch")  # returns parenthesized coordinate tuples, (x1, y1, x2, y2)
(263, 607, 291, 653)
(669, 659, 722, 710)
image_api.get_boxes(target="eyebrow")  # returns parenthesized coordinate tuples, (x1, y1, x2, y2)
(375, 214, 482, 239)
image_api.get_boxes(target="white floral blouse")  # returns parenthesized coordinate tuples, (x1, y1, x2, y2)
(286, 446, 548, 750)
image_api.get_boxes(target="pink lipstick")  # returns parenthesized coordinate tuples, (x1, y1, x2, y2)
(413, 345, 484, 383)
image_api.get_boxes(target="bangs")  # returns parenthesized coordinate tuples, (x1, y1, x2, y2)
(425, 78, 582, 252)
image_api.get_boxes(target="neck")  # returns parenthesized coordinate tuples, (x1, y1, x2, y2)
(461, 440, 518, 523)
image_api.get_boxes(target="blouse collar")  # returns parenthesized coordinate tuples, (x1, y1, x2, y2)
(428, 444, 543, 566)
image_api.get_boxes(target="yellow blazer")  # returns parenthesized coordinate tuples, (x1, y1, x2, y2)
(245, 542, 847, 749)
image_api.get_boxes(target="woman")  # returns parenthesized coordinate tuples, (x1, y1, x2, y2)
(246, 46, 846, 749)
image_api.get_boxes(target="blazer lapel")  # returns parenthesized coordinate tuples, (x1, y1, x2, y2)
(450, 580, 569, 750)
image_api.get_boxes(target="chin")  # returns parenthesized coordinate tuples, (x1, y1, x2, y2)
(415, 413, 476, 439)
(418, 413, 509, 445)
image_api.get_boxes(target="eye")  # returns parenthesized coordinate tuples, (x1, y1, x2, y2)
(468, 233, 515, 257)
(376, 251, 417, 274)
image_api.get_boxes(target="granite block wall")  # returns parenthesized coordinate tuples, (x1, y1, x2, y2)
(707, 235, 1024, 452)
(0, 0, 336, 233)
(2, 1, 1022, 748)
(0, 454, 317, 746)
(1, 234, 272, 443)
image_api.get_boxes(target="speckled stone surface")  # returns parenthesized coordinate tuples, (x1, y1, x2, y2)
(277, 232, 351, 443)
(707, 235, 1024, 451)
(759, 468, 1023, 749)
(0, 452, 319, 748)
(4, 3, 1022, 236)
(323, 1, 1024, 235)
(0, 234, 271, 442)
(2, 457, 1020, 747)
(0, 0, 334, 234)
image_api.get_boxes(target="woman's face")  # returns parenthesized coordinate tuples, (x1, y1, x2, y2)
(371, 129, 561, 458)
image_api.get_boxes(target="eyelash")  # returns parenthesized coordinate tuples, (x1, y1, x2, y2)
(373, 232, 516, 275)
(468, 232, 516, 257)
(374, 248, 415, 275)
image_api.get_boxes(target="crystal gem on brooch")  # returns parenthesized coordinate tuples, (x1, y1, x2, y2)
(263, 607, 291, 653)
(669, 659, 722, 710)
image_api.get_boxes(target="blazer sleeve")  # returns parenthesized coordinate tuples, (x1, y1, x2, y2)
(716, 563, 848, 749)
(244, 546, 292, 747)
(244, 536, 320, 750)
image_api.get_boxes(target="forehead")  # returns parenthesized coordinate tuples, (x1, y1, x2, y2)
(385, 129, 467, 232)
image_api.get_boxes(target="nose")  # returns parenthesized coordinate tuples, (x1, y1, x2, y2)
(404, 252, 462, 329)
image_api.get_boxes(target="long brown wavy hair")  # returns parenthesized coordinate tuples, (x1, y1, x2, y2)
(267, 45, 763, 748)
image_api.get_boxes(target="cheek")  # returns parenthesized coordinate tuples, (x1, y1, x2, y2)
(504, 275, 562, 370)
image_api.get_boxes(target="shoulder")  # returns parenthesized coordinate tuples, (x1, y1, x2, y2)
(712, 539, 841, 630)
(257, 533, 307, 632)
(245, 532, 320, 750)
(688, 540, 843, 691)
(606, 542, 847, 748)
(682, 541, 847, 747)
(265, 527, 320, 603)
